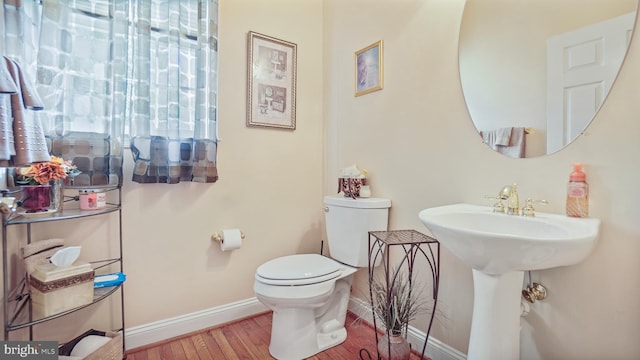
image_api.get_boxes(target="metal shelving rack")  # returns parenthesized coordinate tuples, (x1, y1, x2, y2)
(364, 230, 440, 360)
(1, 185, 125, 355)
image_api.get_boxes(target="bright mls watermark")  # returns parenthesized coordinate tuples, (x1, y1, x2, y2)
(1, 341, 57, 359)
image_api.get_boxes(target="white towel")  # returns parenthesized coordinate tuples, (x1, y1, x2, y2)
(481, 127, 527, 158)
(497, 127, 526, 158)
(481, 127, 512, 150)
(480, 130, 495, 149)
(494, 127, 512, 146)
(0, 59, 18, 94)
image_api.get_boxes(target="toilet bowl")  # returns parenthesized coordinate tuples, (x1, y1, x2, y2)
(254, 254, 357, 360)
(254, 195, 391, 359)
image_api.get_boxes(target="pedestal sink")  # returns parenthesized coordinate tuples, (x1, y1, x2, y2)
(418, 203, 600, 360)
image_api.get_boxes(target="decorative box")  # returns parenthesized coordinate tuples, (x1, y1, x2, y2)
(29, 262, 94, 318)
(58, 329, 123, 360)
(338, 177, 366, 198)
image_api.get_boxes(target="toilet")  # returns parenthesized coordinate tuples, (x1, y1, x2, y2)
(254, 195, 391, 360)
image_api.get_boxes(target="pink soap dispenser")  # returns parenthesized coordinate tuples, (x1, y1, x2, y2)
(566, 163, 589, 218)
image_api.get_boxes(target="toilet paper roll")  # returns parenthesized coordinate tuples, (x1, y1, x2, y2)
(220, 229, 243, 251)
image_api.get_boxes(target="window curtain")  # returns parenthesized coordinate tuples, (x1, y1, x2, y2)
(1, 0, 219, 186)
(1, 0, 127, 186)
(36, 0, 128, 186)
(0, 1, 40, 72)
(128, 1, 219, 184)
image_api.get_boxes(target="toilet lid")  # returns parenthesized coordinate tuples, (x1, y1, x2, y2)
(256, 254, 342, 285)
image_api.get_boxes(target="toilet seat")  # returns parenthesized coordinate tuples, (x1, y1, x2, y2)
(255, 254, 342, 286)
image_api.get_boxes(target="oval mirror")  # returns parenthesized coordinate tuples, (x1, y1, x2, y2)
(459, 0, 638, 158)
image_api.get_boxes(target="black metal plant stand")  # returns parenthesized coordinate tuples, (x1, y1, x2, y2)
(361, 230, 440, 360)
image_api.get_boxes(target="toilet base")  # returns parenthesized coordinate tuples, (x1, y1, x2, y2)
(269, 308, 348, 360)
(264, 273, 354, 359)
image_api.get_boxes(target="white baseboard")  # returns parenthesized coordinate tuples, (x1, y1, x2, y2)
(124, 298, 268, 350)
(126, 296, 466, 360)
(348, 297, 467, 360)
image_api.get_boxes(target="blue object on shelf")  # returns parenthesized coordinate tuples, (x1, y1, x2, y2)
(94, 272, 126, 288)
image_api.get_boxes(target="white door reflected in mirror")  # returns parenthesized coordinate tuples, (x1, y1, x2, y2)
(459, 0, 638, 158)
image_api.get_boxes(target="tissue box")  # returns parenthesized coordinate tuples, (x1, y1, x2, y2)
(29, 262, 94, 318)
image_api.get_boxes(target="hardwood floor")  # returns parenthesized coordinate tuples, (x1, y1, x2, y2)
(126, 311, 430, 359)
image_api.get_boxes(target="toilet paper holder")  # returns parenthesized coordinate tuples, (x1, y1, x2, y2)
(211, 230, 245, 243)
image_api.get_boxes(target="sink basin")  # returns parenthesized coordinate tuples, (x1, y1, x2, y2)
(418, 203, 600, 359)
(418, 203, 600, 275)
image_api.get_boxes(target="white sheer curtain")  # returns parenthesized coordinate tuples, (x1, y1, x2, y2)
(35, 0, 129, 186)
(0, 1, 40, 72)
(128, 1, 219, 184)
(1, 0, 219, 185)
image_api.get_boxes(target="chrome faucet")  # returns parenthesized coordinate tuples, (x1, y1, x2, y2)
(499, 184, 519, 215)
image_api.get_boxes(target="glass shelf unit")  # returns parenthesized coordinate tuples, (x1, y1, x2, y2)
(2, 185, 125, 355)
(7, 284, 121, 331)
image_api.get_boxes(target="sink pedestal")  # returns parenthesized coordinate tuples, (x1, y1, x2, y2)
(418, 204, 601, 360)
(468, 269, 524, 360)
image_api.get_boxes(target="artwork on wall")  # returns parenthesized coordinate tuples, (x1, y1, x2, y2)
(355, 40, 384, 97)
(246, 31, 297, 130)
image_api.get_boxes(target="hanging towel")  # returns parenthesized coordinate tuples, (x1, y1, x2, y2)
(0, 57, 49, 166)
(0, 58, 18, 161)
(0, 59, 18, 94)
(480, 127, 508, 150)
(494, 127, 512, 147)
(497, 127, 526, 158)
(480, 127, 527, 158)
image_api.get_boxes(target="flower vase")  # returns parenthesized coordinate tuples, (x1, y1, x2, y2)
(20, 185, 52, 213)
(50, 180, 64, 212)
(378, 333, 411, 360)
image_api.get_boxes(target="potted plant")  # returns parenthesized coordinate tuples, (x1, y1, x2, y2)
(370, 271, 426, 360)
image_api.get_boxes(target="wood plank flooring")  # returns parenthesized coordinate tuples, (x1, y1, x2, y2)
(126, 311, 430, 359)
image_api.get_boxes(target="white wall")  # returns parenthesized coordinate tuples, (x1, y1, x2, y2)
(324, 0, 640, 359)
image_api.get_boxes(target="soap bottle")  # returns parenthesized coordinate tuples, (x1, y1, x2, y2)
(566, 163, 589, 217)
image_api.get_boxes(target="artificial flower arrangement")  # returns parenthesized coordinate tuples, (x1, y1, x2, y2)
(370, 270, 428, 360)
(15, 156, 80, 185)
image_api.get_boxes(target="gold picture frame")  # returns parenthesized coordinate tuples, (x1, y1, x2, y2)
(246, 31, 297, 130)
(355, 40, 384, 97)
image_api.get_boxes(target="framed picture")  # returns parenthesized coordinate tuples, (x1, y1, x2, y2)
(247, 31, 297, 130)
(355, 40, 384, 97)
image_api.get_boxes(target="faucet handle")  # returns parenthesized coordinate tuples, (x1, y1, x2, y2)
(522, 198, 548, 217)
(484, 195, 505, 213)
(498, 185, 512, 199)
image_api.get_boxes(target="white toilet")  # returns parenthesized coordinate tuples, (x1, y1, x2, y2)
(254, 195, 391, 360)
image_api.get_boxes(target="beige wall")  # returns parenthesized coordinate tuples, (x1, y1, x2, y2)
(325, 0, 640, 359)
(5, 0, 640, 358)
(4, 0, 326, 343)
(119, 0, 325, 325)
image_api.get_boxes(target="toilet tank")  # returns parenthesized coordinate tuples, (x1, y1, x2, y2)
(323, 195, 391, 267)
